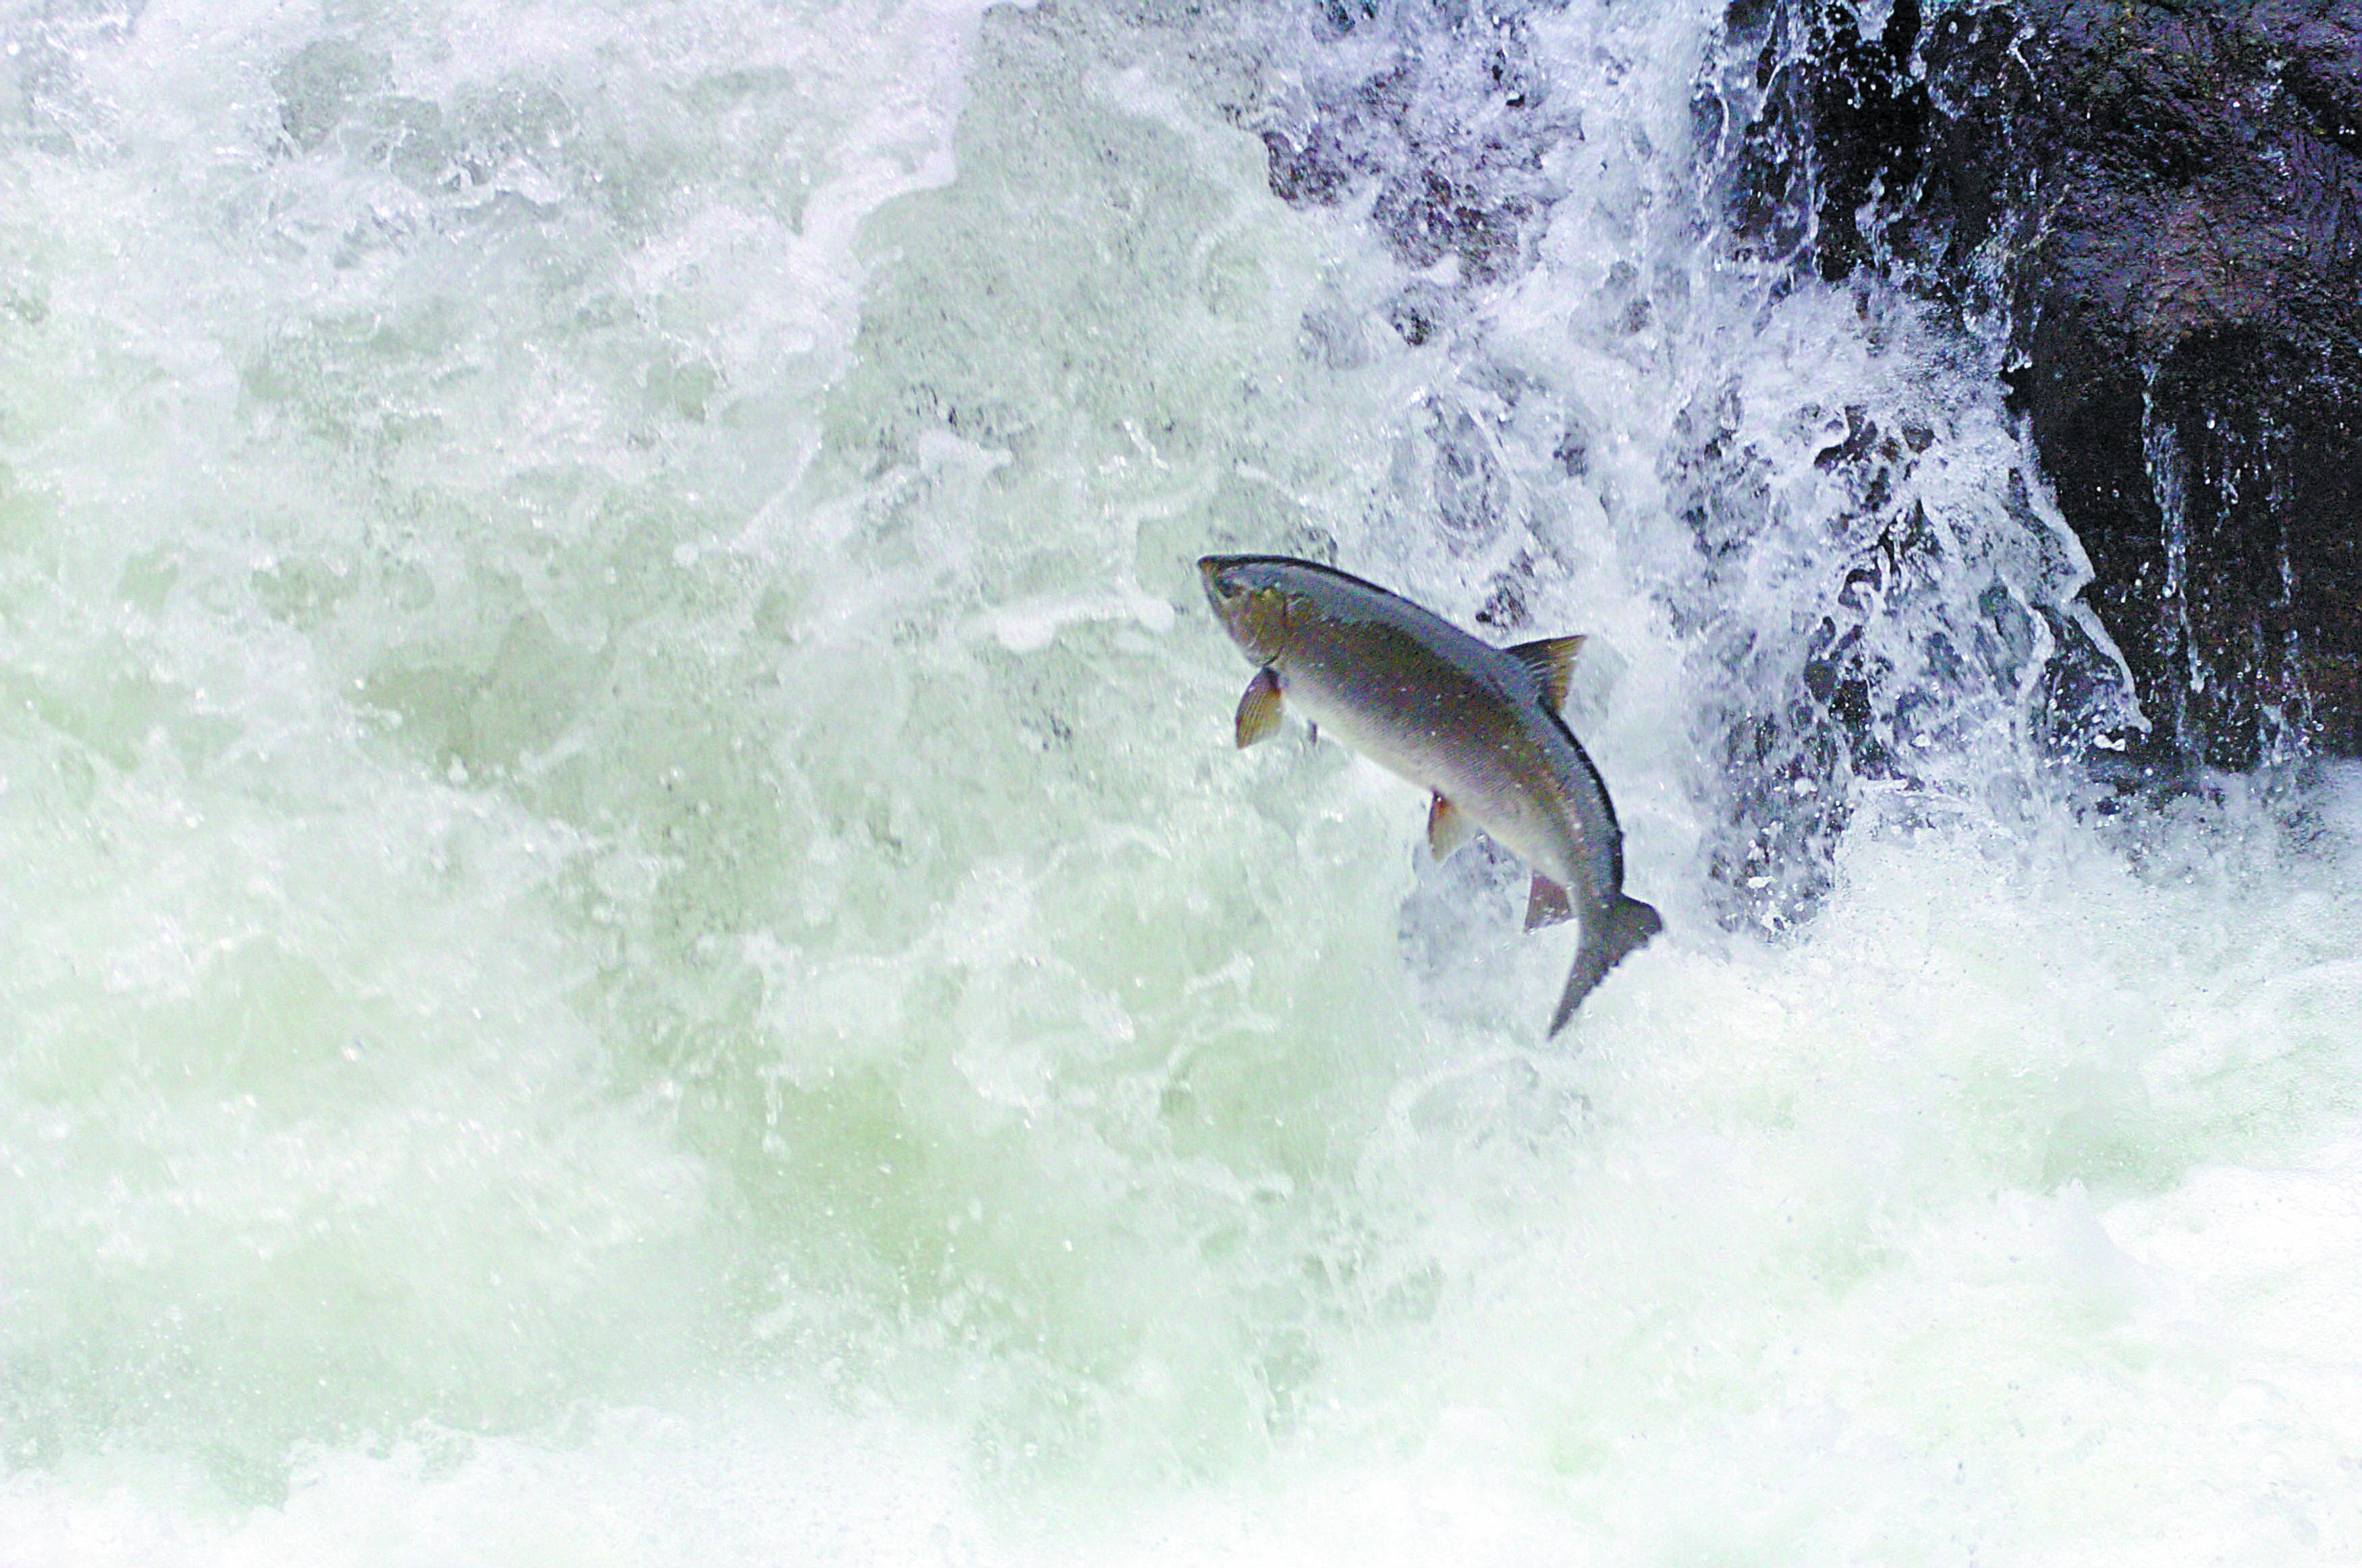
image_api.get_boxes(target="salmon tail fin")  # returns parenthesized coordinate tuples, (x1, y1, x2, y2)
(1548, 895, 1662, 1036)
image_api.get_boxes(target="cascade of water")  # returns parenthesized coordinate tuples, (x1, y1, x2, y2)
(2263, 418, 2318, 764)
(2143, 368, 2203, 767)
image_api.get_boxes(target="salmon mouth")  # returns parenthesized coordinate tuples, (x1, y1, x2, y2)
(1199, 555, 1249, 611)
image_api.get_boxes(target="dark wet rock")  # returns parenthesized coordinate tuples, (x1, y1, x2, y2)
(1246, 3, 1585, 592)
(1261, 120, 1359, 206)
(1659, 359, 2099, 928)
(1752, 0, 2362, 769)
(1253, 5, 1577, 293)
(1386, 279, 1458, 345)
(1252, 1, 2133, 930)
(1427, 399, 1512, 548)
(1372, 167, 1534, 284)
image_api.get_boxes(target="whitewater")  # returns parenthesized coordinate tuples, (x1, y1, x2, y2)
(3, 0, 2359, 1561)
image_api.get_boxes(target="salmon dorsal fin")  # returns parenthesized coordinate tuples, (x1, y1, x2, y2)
(1505, 634, 1586, 711)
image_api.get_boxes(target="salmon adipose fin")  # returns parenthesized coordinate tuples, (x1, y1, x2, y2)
(1549, 894, 1662, 1035)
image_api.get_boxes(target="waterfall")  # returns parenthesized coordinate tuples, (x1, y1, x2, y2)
(2, 1, 2359, 1559)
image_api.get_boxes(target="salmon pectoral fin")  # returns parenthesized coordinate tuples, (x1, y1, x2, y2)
(1505, 634, 1586, 711)
(1427, 794, 1477, 861)
(1234, 667, 1284, 748)
(1548, 894, 1663, 1036)
(1524, 873, 1574, 930)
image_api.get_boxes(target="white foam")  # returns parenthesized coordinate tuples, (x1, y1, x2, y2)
(0, 1397, 985, 1568)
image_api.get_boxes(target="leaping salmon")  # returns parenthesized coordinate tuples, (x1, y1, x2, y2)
(1200, 554, 1660, 1033)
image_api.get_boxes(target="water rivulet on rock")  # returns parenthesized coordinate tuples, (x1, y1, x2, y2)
(1736, 0, 2362, 773)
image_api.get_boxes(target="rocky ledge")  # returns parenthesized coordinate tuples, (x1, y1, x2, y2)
(1756, 0, 2362, 771)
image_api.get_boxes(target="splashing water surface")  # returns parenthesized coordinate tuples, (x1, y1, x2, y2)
(3, 1, 2360, 1562)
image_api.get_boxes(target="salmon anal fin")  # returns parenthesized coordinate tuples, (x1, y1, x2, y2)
(1525, 873, 1574, 930)
(1427, 794, 1477, 861)
(1234, 667, 1284, 748)
(1506, 634, 1587, 711)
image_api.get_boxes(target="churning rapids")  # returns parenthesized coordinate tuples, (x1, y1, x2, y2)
(3, 0, 2361, 1561)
